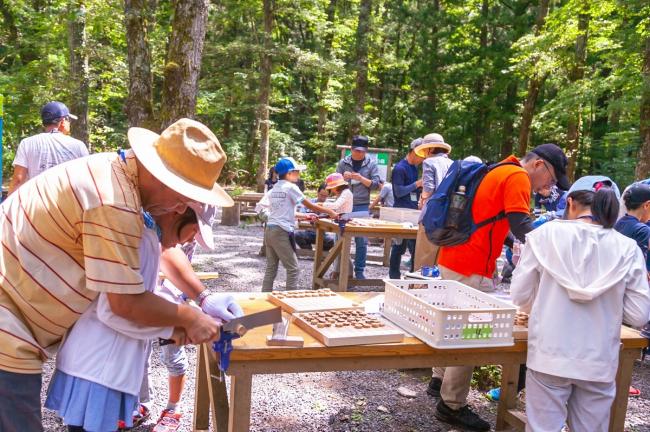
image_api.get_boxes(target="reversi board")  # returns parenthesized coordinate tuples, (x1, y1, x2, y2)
(293, 309, 404, 347)
(267, 289, 361, 313)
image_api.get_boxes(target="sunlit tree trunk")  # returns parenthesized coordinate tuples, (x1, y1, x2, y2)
(349, 0, 372, 140)
(68, 0, 89, 146)
(636, 35, 650, 180)
(254, 0, 274, 192)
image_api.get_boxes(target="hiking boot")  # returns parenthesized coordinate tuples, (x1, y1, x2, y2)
(435, 400, 490, 432)
(426, 377, 442, 398)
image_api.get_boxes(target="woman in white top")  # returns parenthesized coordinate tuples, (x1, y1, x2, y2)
(510, 178, 650, 432)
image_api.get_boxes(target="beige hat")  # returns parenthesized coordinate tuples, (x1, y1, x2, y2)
(128, 118, 234, 207)
(414, 133, 452, 157)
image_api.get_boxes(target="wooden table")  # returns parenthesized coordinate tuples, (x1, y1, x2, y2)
(311, 218, 417, 291)
(192, 292, 645, 432)
(221, 193, 265, 226)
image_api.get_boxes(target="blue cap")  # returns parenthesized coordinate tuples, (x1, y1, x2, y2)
(568, 175, 620, 199)
(41, 101, 77, 124)
(274, 157, 305, 175)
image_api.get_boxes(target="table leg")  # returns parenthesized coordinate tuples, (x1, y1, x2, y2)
(193, 343, 210, 430)
(205, 345, 229, 432)
(312, 227, 325, 289)
(382, 236, 390, 267)
(338, 235, 352, 292)
(228, 373, 253, 432)
(496, 362, 521, 431)
(609, 348, 639, 431)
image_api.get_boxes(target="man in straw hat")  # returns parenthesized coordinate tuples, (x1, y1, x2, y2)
(0, 118, 233, 430)
(412, 133, 453, 271)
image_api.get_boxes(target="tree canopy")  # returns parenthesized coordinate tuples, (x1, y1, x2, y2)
(1, 0, 649, 189)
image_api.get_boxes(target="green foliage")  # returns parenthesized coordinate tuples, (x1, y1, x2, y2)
(1, 0, 649, 187)
(471, 365, 502, 391)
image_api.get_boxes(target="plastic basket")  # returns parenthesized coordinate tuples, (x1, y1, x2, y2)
(379, 207, 420, 225)
(382, 279, 515, 349)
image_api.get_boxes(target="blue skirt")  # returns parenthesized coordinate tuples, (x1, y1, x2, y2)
(45, 370, 138, 432)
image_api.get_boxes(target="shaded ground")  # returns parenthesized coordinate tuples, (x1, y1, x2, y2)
(42, 217, 650, 431)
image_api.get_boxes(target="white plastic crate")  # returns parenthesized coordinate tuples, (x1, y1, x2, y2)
(379, 206, 420, 225)
(381, 279, 515, 349)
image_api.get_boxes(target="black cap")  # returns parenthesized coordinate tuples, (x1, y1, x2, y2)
(531, 143, 570, 190)
(351, 135, 369, 151)
(625, 184, 650, 205)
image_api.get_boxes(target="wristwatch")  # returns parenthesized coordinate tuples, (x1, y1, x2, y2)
(195, 290, 211, 307)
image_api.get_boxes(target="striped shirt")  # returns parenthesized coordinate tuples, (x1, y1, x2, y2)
(0, 150, 144, 373)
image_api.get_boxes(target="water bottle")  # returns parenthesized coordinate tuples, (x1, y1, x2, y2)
(446, 185, 467, 229)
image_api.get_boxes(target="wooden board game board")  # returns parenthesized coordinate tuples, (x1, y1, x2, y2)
(267, 289, 361, 313)
(293, 309, 404, 347)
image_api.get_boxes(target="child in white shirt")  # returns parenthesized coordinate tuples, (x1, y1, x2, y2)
(324, 172, 354, 214)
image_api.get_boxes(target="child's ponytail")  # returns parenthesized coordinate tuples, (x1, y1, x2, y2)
(591, 188, 619, 229)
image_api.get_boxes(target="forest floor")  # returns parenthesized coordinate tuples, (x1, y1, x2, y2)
(41, 215, 650, 431)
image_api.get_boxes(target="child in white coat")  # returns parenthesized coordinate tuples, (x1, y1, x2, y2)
(510, 178, 650, 432)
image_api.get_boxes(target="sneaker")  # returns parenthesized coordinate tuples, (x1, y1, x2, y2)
(153, 409, 182, 432)
(435, 400, 490, 432)
(485, 387, 501, 402)
(629, 386, 641, 397)
(427, 377, 442, 398)
(354, 272, 366, 280)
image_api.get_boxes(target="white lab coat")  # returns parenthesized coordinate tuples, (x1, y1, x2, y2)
(511, 219, 650, 383)
(55, 228, 173, 396)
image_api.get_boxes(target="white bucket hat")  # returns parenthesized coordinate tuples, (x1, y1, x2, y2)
(414, 133, 452, 157)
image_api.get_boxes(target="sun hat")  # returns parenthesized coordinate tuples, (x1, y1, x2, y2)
(568, 175, 620, 199)
(41, 101, 77, 124)
(463, 155, 482, 163)
(351, 135, 369, 151)
(128, 118, 234, 207)
(414, 133, 451, 157)
(325, 173, 347, 190)
(189, 203, 217, 250)
(275, 157, 306, 175)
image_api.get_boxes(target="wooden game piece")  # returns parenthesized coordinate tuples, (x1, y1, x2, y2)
(266, 335, 305, 347)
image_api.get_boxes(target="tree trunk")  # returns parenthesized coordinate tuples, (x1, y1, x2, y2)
(315, 0, 337, 165)
(636, 35, 650, 180)
(517, 0, 550, 155)
(472, 0, 489, 152)
(67, 0, 89, 147)
(0, 0, 18, 48)
(254, 0, 274, 192)
(501, 81, 518, 158)
(566, 9, 589, 181)
(124, 0, 155, 129)
(349, 0, 372, 140)
(159, 0, 209, 130)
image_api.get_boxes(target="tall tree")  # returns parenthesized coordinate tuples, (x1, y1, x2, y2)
(517, 0, 550, 155)
(124, 0, 154, 129)
(349, 0, 372, 140)
(315, 0, 338, 160)
(635, 34, 650, 180)
(565, 6, 589, 181)
(254, 0, 274, 191)
(472, 0, 489, 152)
(159, 0, 210, 129)
(68, 0, 89, 145)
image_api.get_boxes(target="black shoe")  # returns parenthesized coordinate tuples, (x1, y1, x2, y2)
(427, 377, 442, 398)
(435, 400, 490, 431)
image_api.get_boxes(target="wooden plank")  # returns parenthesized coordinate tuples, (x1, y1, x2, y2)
(312, 226, 325, 289)
(292, 309, 404, 347)
(193, 343, 210, 431)
(337, 235, 352, 292)
(504, 409, 526, 431)
(315, 238, 343, 278)
(267, 290, 361, 313)
(496, 361, 521, 430)
(609, 348, 640, 431)
(205, 345, 229, 432)
(228, 373, 253, 432)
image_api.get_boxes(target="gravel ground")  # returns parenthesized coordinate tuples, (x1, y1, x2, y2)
(41, 216, 650, 431)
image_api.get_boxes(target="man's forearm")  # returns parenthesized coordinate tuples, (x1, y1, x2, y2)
(160, 246, 205, 300)
(106, 291, 197, 328)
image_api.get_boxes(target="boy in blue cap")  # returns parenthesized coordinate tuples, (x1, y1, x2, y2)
(262, 158, 337, 291)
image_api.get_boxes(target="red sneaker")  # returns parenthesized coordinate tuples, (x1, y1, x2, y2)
(153, 409, 183, 432)
(629, 386, 641, 397)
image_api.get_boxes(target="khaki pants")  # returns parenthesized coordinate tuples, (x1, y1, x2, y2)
(262, 226, 299, 291)
(414, 223, 439, 271)
(432, 265, 495, 409)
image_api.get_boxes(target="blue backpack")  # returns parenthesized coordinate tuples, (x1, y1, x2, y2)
(422, 160, 518, 246)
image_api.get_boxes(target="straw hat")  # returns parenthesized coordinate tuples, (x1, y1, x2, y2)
(128, 118, 234, 207)
(325, 173, 347, 190)
(414, 133, 452, 157)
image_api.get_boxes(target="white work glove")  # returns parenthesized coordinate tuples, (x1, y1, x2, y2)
(200, 293, 244, 321)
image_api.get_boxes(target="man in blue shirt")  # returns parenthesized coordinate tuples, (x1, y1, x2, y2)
(389, 138, 425, 278)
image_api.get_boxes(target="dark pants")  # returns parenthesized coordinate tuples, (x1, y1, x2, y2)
(294, 230, 335, 251)
(0, 369, 42, 432)
(389, 239, 416, 279)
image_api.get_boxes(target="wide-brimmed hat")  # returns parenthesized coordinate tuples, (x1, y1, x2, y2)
(414, 133, 451, 157)
(325, 173, 347, 190)
(189, 203, 217, 250)
(128, 118, 234, 207)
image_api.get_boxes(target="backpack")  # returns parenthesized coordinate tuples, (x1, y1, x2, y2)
(422, 160, 519, 246)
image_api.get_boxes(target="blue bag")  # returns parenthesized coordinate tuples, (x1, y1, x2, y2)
(422, 160, 517, 246)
